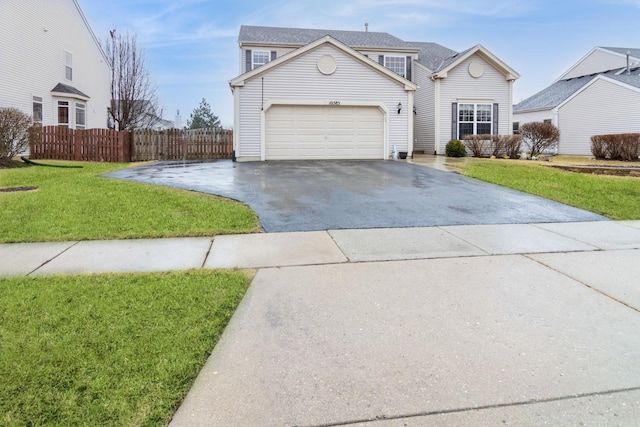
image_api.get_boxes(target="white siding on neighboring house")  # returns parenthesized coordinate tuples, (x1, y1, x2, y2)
(437, 54, 512, 153)
(561, 49, 629, 80)
(236, 43, 412, 159)
(558, 78, 640, 155)
(413, 63, 436, 153)
(0, 0, 110, 129)
(513, 109, 554, 127)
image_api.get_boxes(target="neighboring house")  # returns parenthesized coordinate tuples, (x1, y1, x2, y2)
(0, 0, 110, 130)
(229, 25, 519, 161)
(514, 47, 640, 155)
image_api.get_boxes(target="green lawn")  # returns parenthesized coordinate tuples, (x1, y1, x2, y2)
(0, 270, 251, 427)
(461, 159, 640, 219)
(0, 161, 260, 243)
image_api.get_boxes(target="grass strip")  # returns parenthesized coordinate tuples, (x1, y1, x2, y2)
(0, 161, 260, 243)
(461, 159, 640, 219)
(0, 270, 251, 426)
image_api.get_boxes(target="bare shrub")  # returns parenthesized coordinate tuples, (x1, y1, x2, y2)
(0, 108, 33, 159)
(593, 133, 640, 161)
(591, 135, 608, 159)
(463, 134, 492, 157)
(503, 135, 523, 159)
(520, 122, 560, 158)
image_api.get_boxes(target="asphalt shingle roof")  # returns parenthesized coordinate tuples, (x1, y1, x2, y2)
(239, 25, 413, 49)
(514, 67, 640, 112)
(600, 47, 640, 60)
(407, 41, 458, 72)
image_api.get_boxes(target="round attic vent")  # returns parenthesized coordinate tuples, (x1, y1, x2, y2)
(468, 61, 484, 78)
(317, 55, 337, 75)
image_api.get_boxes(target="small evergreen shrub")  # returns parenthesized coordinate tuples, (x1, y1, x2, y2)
(446, 139, 466, 157)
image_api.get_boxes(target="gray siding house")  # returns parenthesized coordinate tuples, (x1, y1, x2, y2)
(514, 47, 640, 155)
(230, 25, 519, 161)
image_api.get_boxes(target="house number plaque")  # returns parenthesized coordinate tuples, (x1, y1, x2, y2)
(329, 101, 340, 106)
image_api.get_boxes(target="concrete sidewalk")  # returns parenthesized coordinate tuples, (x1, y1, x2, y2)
(2, 221, 640, 425)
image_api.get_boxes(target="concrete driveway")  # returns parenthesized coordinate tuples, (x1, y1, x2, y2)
(106, 160, 606, 231)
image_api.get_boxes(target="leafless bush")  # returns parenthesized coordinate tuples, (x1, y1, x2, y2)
(503, 134, 523, 159)
(463, 134, 492, 157)
(0, 108, 33, 159)
(592, 133, 640, 161)
(463, 134, 523, 158)
(520, 122, 560, 158)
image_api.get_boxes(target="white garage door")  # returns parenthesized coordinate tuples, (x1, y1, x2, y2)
(265, 105, 384, 160)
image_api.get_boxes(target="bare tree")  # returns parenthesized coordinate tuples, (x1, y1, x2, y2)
(103, 29, 160, 131)
(520, 122, 560, 158)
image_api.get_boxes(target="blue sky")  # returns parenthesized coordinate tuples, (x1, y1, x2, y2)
(80, 0, 640, 128)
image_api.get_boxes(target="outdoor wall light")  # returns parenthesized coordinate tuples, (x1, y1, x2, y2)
(397, 102, 402, 114)
(413, 106, 417, 115)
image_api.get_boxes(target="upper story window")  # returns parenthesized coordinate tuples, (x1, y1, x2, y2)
(384, 56, 405, 77)
(33, 96, 43, 125)
(458, 103, 492, 139)
(252, 50, 270, 70)
(75, 103, 86, 130)
(65, 51, 73, 81)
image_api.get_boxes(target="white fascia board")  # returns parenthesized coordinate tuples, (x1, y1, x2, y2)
(230, 35, 417, 91)
(556, 74, 640, 110)
(434, 45, 520, 81)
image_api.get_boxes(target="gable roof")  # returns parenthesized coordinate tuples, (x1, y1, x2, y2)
(429, 45, 520, 81)
(239, 25, 414, 51)
(514, 66, 640, 112)
(599, 47, 640, 60)
(230, 35, 417, 90)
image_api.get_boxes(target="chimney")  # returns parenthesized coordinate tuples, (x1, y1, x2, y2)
(365, 23, 368, 32)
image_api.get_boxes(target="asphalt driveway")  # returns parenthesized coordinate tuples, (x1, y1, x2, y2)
(106, 160, 606, 232)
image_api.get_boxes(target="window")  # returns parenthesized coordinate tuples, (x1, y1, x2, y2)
(458, 103, 492, 139)
(58, 101, 69, 127)
(65, 51, 73, 81)
(33, 96, 43, 125)
(252, 50, 270, 70)
(75, 103, 86, 130)
(384, 56, 405, 77)
(543, 119, 552, 124)
(513, 121, 520, 134)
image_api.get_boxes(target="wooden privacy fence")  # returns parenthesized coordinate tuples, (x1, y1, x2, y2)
(29, 127, 233, 162)
(132, 128, 233, 161)
(30, 126, 131, 162)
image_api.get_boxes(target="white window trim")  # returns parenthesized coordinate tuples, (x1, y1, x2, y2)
(75, 102, 86, 130)
(384, 55, 406, 78)
(57, 100, 70, 127)
(458, 102, 493, 139)
(252, 50, 270, 70)
(65, 50, 73, 81)
(33, 96, 43, 125)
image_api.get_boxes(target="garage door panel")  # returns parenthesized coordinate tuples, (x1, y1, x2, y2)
(266, 105, 384, 160)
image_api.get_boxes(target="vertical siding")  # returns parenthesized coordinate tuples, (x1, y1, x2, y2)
(562, 50, 629, 80)
(413, 64, 436, 153)
(237, 44, 411, 158)
(0, 0, 110, 128)
(558, 78, 640, 155)
(437, 54, 512, 153)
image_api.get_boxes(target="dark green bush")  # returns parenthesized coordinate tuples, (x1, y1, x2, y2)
(446, 139, 466, 157)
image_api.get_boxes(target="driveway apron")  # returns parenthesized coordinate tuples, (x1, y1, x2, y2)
(105, 160, 606, 232)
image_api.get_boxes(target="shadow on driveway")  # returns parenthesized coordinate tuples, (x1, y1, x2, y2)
(106, 160, 607, 232)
